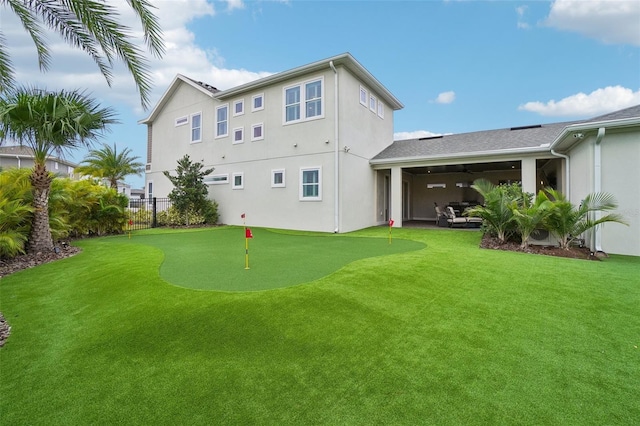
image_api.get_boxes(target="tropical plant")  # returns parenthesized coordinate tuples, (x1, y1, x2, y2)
(163, 155, 218, 226)
(76, 143, 144, 189)
(466, 179, 523, 244)
(0, 0, 164, 109)
(0, 87, 117, 253)
(538, 188, 627, 250)
(511, 193, 551, 249)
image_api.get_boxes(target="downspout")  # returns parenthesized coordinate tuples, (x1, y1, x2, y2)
(550, 148, 570, 199)
(15, 155, 21, 169)
(594, 127, 606, 253)
(330, 60, 339, 233)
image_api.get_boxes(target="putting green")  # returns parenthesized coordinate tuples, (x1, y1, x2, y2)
(126, 227, 425, 291)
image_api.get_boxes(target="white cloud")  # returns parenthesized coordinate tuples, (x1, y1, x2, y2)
(544, 0, 640, 46)
(518, 86, 640, 116)
(3, 0, 273, 111)
(516, 5, 531, 29)
(394, 130, 442, 140)
(433, 91, 456, 104)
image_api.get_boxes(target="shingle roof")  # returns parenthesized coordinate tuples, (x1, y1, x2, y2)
(373, 104, 640, 163)
(372, 121, 573, 161)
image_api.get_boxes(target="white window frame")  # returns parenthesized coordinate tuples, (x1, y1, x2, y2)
(147, 181, 153, 199)
(175, 115, 189, 127)
(232, 172, 244, 190)
(377, 101, 385, 119)
(299, 167, 322, 201)
(215, 104, 229, 138)
(204, 174, 229, 185)
(359, 86, 368, 106)
(252, 93, 264, 112)
(369, 95, 377, 113)
(251, 123, 264, 141)
(54, 161, 59, 170)
(233, 127, 244, 144)
(283, 77, 324, 125)
(191, 112, 202, 143)
(233, 99, 244, 117)
(271, 169, 285, 188)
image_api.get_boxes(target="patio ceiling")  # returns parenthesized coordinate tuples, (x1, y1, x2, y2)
(402, 161, 521, 176)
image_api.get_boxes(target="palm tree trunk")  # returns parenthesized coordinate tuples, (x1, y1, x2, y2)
(27, 164, 54, 253)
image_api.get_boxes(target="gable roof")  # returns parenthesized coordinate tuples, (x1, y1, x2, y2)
(0, 145, 77, 165)
(372, 104, 640, 165)
(139, 53, 403, 125)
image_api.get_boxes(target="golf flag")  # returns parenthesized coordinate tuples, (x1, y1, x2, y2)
(241, 213, 245, 219)
(128, 219, 133, 239)
(389, 219, 395, 227)
(245, 228, 253, 239)
(388, 219, 394, 244)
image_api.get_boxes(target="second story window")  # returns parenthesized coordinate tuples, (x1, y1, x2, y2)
(252, 94, 264, 112)
(284, 78, 323, 124)
(216, 105, 228, 138)
(191, 112, 201, 143)
(233, 99, 244, 116)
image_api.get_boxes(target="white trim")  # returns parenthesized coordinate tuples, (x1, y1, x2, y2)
(233, 99, 244, 117)
(271, 169, 285, 188)
(359, 86, 368, 106)
(283, 76, 325, 125)
(252, 93, 264, 112)
(232, 172, 244, 189)
(251, 123, 264, 141)
(175, 115, 188, 127)
(204, 174, 229, 185)
(215, 104, 229, 138)
(190, 112, 202, 143)
(369, 94, 377, 113)
(299, 166, 322, 201)
(233, 127, 244, 144)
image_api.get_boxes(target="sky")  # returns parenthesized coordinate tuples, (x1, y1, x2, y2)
(2, 0, 639, 189)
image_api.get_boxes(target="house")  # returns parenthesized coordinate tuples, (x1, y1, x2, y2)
(140, 53, 402, 233)
(0, 145, 77, 178)
(141, 53, 639, 257)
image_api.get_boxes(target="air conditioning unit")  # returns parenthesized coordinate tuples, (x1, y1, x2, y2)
(528, 229, 558, 246)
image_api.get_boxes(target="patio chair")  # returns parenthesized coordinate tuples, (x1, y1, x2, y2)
(434, 205, 449, 227)
(445, 206, 468, 227)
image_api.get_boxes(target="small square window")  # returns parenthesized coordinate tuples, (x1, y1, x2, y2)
(252, 93, 264, 112)
(252, 123, 264, 141)
(233, 127, 244, 144)
(271, 169, 285, 188)
(359, 86, 368, 106)
(233, 99, 244, 116)
(232, 172, 244, 189)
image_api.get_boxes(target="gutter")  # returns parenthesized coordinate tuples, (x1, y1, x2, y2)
(330, 60, 339, 233)
(594, 127, 606, 253)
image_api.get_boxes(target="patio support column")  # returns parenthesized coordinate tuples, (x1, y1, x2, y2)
(521, 158, 537, 196)
(391, 166, 402, 227)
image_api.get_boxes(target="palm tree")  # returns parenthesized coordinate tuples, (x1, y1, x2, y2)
(76, 143, 144, 189)
(0, 87, 117, 253)
(0, 0, 164, 109)
(466, 179, 521, 244)
(538, 188, 627, 250)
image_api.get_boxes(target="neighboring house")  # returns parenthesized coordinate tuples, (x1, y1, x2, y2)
(141, 53, 639, 257)
(0, 145, 77, 178)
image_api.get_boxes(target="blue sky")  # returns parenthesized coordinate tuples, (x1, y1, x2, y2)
(3, 0, 639, 188)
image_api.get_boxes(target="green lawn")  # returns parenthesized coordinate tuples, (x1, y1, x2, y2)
(1, 226, 639, 425)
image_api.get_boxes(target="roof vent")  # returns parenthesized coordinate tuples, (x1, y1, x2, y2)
(510, 124, 542, 131)
(418, 135, 444, 140)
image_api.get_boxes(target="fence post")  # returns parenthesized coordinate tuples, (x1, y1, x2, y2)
(152, 197, 158, 228)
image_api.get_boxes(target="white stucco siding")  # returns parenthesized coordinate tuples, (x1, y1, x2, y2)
(566, 137, 594, 206)
(206, 153, 336, 232)
(600, 130, 640, 256)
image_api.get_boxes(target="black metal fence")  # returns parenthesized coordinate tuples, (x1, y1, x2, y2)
(127, 197, 172, 230)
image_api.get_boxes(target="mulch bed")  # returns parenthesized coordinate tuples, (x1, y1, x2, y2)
(479, 233, 600, 260)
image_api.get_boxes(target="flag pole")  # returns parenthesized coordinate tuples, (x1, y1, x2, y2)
(242, 213, 249, 269)
(388, 219, 394, 244)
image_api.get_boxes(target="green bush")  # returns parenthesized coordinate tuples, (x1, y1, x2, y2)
(156, 200, 218, 227)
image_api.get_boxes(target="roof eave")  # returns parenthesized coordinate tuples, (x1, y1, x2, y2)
(370, 146, 551, 167)
(550, 116, 640, 151)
